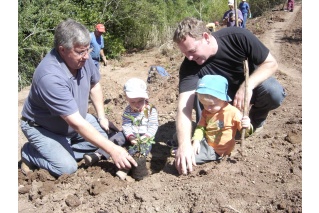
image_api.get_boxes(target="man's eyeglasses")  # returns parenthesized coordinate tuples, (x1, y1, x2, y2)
(74, 48, 93, 57)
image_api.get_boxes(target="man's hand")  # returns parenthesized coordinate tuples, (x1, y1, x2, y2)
(174, 142, 196, 175)
(102, 56, 107, 66)
(110, 145, 138, 169)
(99, 118, 110, 132)
(233, 84, 253, 111)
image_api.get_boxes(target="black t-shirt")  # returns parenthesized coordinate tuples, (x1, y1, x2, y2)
(179, 27, 269, 99)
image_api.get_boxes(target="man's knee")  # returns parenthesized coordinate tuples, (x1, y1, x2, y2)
(266, 85, 286, 109)
(52, 160, 78, 177)
(256, 78, 287, 109)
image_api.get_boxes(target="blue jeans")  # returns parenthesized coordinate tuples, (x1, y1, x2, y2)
(21, 114, 109, 177)
(242, 13, 248, 28)
(194, 76, 287, 129)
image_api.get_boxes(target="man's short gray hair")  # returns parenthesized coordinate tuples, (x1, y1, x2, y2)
(54, 18, 90, 50)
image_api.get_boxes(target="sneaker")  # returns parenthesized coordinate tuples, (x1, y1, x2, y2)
(83, 153, 101, 166)
(20, 158, 35, 175)
(254, 125, 264, 134)
(116, 169, 130, 180)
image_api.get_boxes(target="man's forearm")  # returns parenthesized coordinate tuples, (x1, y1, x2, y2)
(248, 53, 278, 90)
(100, 50, 106, 61)
(90, 82, 105, 119)
(175, 91, 196, 146)
(176, 113, 192, 146)
(63, 112, 115, 153)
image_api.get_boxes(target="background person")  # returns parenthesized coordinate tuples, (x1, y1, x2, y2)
(20, 19, 137, 177)
(222, 0, 243, 28)
(286, 0, 294, 12)
(172, 17, 286, 175)
(238, 0, 251, 28)
(90, 23, 108, 70)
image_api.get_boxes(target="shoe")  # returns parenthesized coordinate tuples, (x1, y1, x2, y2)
(254, 125, 264, 134)
(116, 169, 130, 180)
(20, 158, 35, 175)
(83, 153, 101, 166)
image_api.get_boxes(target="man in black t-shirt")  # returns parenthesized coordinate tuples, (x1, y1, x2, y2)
(172, 17, 286, 175)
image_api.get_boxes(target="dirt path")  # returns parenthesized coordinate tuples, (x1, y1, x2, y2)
(259, 4, 301, 80)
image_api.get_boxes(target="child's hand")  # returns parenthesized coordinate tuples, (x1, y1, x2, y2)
(192, 140, 200, 155)
(130, 139, 137, 145)
(241, 116, 251, 128)
(129, 136, 137, 145)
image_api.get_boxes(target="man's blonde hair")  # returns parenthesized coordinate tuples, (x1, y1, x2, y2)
(173, 17, 211, 43)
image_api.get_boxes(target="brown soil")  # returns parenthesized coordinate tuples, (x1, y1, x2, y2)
(18, 3, 302, 213)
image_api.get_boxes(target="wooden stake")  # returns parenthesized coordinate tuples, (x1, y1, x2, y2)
(240, 60, 249, 156)
(234, 0, 238, 27)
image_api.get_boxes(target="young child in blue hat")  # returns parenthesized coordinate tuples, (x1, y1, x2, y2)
(190, 75, 253, 163)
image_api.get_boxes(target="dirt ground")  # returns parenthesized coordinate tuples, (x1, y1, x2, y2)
(18, 2, 302, 213)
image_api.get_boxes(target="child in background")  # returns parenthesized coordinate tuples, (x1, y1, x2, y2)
(190, 75, 252, 163)
(84, 78, 159, 177)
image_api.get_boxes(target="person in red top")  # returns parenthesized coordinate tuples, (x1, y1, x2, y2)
(191, 75, 252, 163)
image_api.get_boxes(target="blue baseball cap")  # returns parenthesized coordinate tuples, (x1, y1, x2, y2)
(196, 75, 231, 102)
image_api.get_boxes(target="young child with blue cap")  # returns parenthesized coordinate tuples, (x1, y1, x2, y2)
(191, 75, 253, 163)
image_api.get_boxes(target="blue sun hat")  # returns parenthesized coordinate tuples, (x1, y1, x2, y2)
(196, 75, 231, 102)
